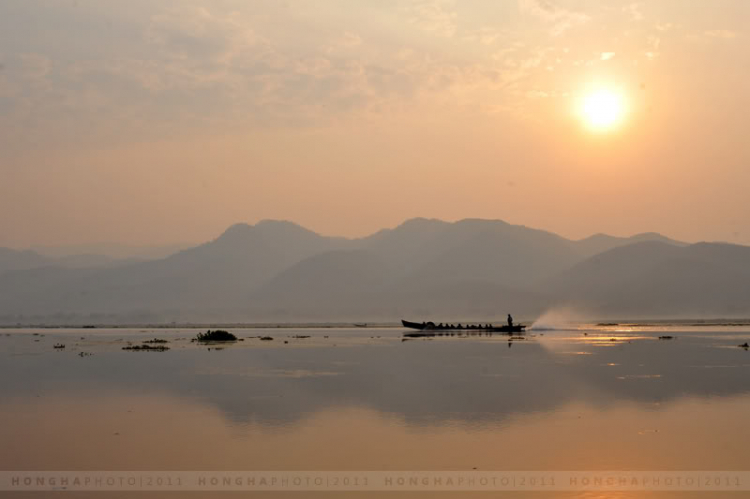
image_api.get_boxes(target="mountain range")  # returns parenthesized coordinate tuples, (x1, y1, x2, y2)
(1, 218, 747, 324)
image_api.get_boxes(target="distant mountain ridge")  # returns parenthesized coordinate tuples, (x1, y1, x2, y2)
(546, 240, 750, 317)
(0, 247, 130, 273)
(0, 248, 51, 274)
(575, 232, 686, 258)
(1, 219, 749, 323)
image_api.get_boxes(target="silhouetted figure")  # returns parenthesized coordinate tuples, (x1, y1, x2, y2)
(507, 314, 514, 328)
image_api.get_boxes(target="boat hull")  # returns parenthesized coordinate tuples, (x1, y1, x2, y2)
(401, 319, 525, 336)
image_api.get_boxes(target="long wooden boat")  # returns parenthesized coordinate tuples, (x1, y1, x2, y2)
(401, 319, 525, 336)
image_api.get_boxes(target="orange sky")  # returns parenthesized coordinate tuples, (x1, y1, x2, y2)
(1, 1, 748, 247)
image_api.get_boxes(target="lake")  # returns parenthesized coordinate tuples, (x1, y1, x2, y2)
(1, 324, 749, 498)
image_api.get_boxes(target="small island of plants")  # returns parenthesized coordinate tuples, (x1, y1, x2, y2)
(193, 330, 238, 342)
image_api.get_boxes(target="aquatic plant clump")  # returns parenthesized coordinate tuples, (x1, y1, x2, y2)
(194, 330, 238, 342)
(122, 344, 169, 352)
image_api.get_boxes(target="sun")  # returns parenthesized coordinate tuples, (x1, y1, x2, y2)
(579, 89, 626, 131)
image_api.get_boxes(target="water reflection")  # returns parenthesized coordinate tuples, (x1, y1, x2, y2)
(1, 392, 749, 472)
(0, 326, 749, 498)
(2, 328, 748, 428)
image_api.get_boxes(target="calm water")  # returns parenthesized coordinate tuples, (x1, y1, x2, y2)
(1, 324, 749, 498)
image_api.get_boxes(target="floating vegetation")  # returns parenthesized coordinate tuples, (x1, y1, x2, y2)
(53, 343, 65, 349)
(144, 338, 168, 344)
(78, 352, 93, 357)
(659, 336, 675, 340)
(260, 336, 274, 341)
(193, 330, 237, 342)
(122, 344, 169, 352)
(292, 335, 311, 339)
(739, 342, 749, 350)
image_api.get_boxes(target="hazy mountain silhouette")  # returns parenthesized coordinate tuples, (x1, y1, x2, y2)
(392, 219, 580, 289)
(0, 248, 51, 274)
(32, 242, 192, 260)
(575, 232, 686, 258)
(1, 218, 749, 323)
(257, 250, 394, 316)
(0, 220, 347, 316)
(250, 219, 680, 319)
(546, 241, 750, 317)
(0, 247, 135, 274)
(248, 218, 578, 319)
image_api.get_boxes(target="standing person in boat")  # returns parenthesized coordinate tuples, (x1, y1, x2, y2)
(507, 314, 514, 328)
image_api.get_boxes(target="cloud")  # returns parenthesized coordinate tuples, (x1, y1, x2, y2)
(1, 0, 708, 153)
(339, 32, 363, 48)
(463, 27, 504, 45)
(644, 35, 661, 60)
(406, 0, 458, 38)
(623, 3, 644, 21)
(518, 0, 590, 36)
(19, 53, 52, 81)
(704, 29, 737, 39)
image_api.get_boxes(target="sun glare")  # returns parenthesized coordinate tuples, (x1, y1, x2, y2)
(580, 90, 626, 131)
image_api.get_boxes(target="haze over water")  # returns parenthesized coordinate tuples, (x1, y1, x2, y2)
(2, 324, 749, 497)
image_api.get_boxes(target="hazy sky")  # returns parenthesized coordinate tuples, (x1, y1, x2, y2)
(1, 0, 749, 248)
